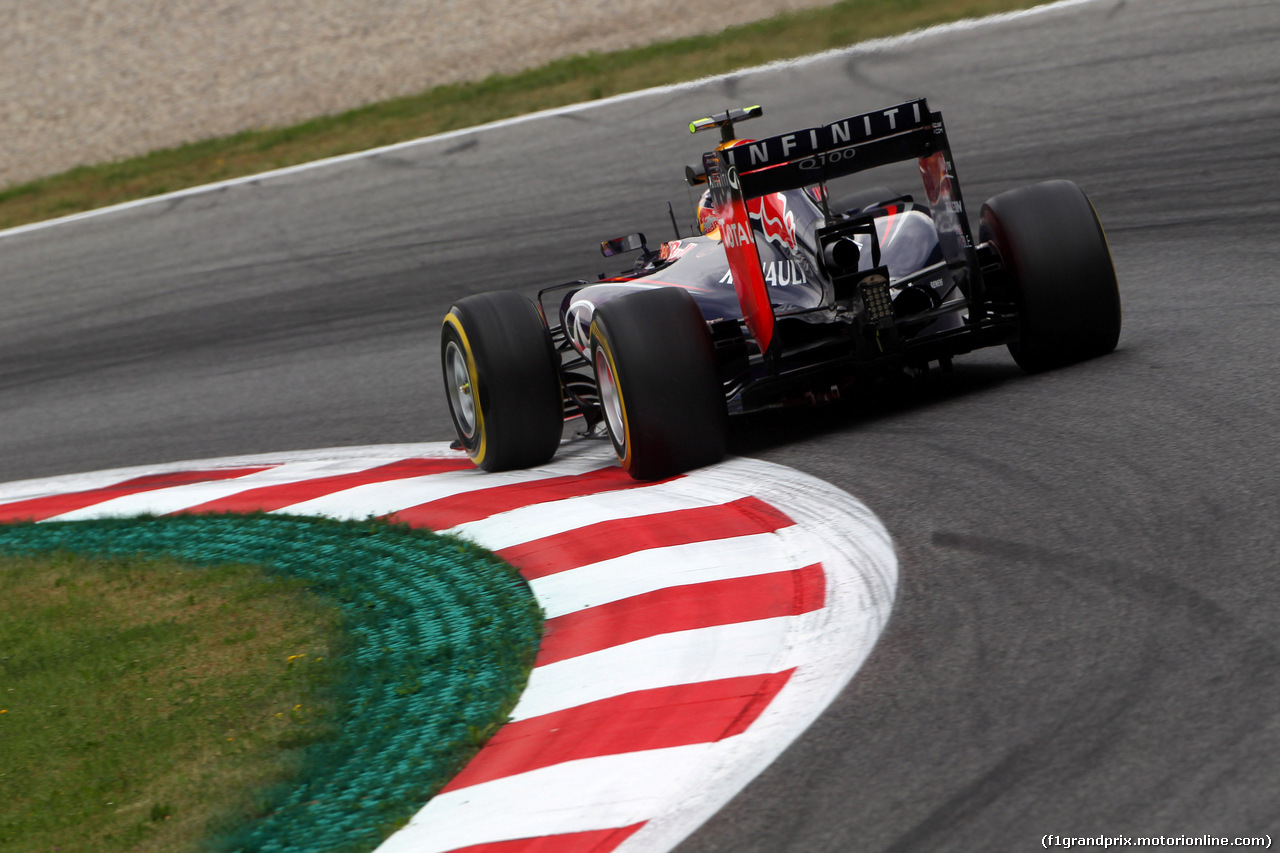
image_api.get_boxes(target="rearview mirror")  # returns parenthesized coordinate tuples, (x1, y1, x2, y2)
(601, 233, 648, 257)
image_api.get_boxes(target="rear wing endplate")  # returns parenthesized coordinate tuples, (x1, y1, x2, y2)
(703, 148, 775, 353)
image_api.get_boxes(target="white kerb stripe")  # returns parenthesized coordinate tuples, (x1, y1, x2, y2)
(274, 462, 584, 518)
(445, 480, 736, 550)
(44, 457, 403, 520)
(376, 743, 718, 853)
(508, 616, 806, 722)
(530, 525, 821, 619)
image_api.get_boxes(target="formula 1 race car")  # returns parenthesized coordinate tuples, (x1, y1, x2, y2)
(441, 98, 1121, 480)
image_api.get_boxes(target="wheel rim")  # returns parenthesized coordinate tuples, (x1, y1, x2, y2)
(445, 340, 477, 440)
(594, 346, 626, 455)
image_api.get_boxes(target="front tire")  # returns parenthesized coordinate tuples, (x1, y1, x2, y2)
(980, 180, 1121, 372)
(589, 287, 727, 481)
(441, 291, 562, 471)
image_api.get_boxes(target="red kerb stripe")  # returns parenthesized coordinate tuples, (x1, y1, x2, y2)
(442, 823, 645, 853)
(390, 466, 676, 529)
(537, 565, 825, 666)
(0, 467, 273, 522)
(498, 496, 795, 580)
(444, 670, 795, 792)
(174, 457, 474, 514)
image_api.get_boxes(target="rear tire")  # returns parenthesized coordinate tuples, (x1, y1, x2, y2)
(979, 180, 1121, 372)
(589, 287, 727, 481)
(441, 291, 562, 471)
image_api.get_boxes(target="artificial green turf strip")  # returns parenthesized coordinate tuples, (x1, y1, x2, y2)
(0, 514, 543, 852)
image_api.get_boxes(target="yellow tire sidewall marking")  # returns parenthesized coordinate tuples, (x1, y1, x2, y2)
(443, 311, 488, 467)
(590, 322, 632, 472)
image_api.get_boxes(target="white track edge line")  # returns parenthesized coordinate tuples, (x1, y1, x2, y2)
(0, 0, 1102, 242)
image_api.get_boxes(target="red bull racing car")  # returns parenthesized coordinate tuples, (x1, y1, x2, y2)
(441, 98, 1121, 480)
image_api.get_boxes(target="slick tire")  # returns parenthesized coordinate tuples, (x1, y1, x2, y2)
(441, 291, 563, 472)
(979, 180, 1121, 373)
(589, 287, 727, 481)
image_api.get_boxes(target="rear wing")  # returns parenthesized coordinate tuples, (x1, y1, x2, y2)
(701, 98, 981, 354)
(715, 98, 941, 199)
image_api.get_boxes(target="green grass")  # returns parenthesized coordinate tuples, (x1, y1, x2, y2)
(0, 551, 346, 853)
(0, 0, 1045, 231)
(0, 514, 545, 853)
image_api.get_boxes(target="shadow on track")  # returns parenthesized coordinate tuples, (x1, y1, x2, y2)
(726, 360, 1024, 459)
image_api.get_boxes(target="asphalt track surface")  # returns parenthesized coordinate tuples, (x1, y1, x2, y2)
(1, 0, 1278, 849)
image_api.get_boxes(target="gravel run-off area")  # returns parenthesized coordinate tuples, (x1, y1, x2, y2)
(0, 0, 836, 188)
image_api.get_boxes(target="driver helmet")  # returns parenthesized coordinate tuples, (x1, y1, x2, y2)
(696, 189, 719, 236)
(696, 138, 754, 238)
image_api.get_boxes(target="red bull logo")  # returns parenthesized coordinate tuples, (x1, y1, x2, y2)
(749, 192, 798, 253)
